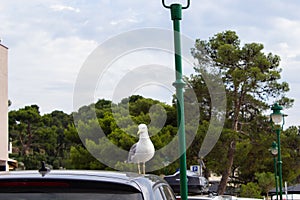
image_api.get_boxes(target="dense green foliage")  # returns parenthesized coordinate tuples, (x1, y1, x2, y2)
(8, 97, 300, 196)
(8, 30, 300, 197)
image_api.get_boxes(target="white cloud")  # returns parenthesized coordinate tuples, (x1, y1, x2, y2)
(50, 4, 80, 13)
(8, 34, 98, 113)
(110, 17, 140, 26)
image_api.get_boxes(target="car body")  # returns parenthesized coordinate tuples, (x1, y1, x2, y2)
(164, 170, 209, 194)
(176, 194, 223, 200)
(176, 195, 227, 200)
(0, 169, 176, 200)
(177, 195, 263, 200)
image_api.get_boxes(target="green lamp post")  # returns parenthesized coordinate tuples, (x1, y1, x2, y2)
(162, 1, 190, 200)
(270, 141, 278, 200)
(270, 103, 286, 200)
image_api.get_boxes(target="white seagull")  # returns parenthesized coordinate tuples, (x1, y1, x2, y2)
(128, 124, 155, 174)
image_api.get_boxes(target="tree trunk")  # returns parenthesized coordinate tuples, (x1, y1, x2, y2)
(217, 140, 236, 195)
(218, 89, 241, 195)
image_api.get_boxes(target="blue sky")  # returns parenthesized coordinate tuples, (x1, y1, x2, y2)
(1, 0, 299, 128)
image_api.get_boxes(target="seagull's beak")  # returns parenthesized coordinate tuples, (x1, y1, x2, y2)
(137, 130, 141, 135)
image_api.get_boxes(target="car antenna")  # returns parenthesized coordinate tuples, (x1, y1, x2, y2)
(39, 161, 50, 177)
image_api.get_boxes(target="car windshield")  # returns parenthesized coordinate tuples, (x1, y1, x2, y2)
(0, 193, 143, 200)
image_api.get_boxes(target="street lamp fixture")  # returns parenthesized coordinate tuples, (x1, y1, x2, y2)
(270, 103, 287, 200)
(270, 141, 278, 156)
(270, 103, 284, 125)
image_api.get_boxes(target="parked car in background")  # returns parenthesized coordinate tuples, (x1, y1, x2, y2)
(176, 194, 223, 200)
(164, 170, 209, 194)
(0, 164, 176, 200)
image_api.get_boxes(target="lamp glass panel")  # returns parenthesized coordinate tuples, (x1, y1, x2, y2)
(271, 148, 278, 155)
(271, 114, 283, 124)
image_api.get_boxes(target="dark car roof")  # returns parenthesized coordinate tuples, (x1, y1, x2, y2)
(0, 170, 171, 200)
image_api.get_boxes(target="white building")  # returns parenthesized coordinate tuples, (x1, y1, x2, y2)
(0, 43, 8, 171)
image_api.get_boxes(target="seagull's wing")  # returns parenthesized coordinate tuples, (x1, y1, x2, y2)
(127, 142, 137, 163)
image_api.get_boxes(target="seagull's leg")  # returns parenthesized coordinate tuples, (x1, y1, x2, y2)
(143, 162, 145, 174)
(138, 163, 141, 174)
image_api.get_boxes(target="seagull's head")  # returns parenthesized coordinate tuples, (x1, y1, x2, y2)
(137, 124, 148, 136)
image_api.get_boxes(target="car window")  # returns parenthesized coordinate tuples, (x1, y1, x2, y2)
(161, 185, 176, 200)
(153, 184, 176, 200)
(154, 187, 164, 199)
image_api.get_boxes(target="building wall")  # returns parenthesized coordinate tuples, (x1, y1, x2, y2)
(0, 44, 8, 171)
